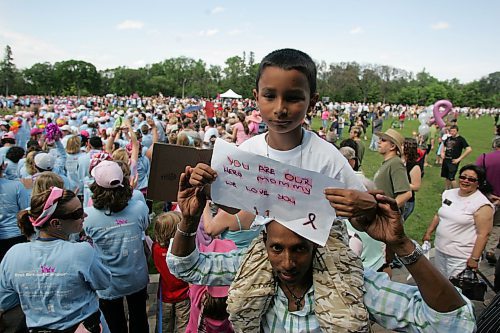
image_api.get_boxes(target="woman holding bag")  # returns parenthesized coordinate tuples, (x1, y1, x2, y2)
(423, 164, 494, 278)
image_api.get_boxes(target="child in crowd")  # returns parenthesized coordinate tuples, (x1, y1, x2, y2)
(152, 212, 190, 333)
(186, 238, 236, 333)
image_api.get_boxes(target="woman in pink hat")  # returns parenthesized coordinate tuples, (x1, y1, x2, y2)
(83, 161, 150, 333)
(246, 110, 263, 136)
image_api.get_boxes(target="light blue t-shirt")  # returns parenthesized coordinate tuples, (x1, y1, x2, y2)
(0, 239, 111, 329)
(136, 156, 150, 190)
(83, 200, 150, 299)
(65, 152, 84, 193)
(0, 178, 30, 240)
(3, 159, 19, 180)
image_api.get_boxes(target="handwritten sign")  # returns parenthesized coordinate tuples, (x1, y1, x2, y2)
(211, 139, 345, 246)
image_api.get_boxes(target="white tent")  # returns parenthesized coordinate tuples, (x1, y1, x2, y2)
(220, 89, 242, 99)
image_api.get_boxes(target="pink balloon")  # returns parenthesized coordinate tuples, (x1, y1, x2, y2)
(431, 100, 453, 129)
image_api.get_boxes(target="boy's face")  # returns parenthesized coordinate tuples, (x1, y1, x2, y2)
(254, 67, 318, 135)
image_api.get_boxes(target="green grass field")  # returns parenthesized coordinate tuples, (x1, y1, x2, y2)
(311, 116, 497, 241)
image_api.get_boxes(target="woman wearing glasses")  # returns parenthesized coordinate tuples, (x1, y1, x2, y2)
(0, 187, 111, 332)
(423, 165, 494, 278)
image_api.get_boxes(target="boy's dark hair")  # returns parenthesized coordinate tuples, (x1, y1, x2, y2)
(6, 146, 25, 163)
(450, 125, 459, 131)
(256, 48, 317, 95)
(207, 118, 215, 127)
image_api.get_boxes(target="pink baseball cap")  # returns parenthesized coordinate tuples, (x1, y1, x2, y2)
(2, 132, 15, 140)
(91, 160, 124, 189)
(30, 128, 43, 136)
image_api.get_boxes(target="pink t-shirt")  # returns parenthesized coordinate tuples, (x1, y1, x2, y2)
(435, 189, 494, 258)
(232, 122, 251, 145)
(321, 110, 330, 120)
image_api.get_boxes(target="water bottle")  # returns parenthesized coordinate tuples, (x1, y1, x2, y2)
(422, 241, 431, 260)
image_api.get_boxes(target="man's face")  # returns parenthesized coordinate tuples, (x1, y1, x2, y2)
(378, 137, 394, 155)
(449, 128, 458, 137)
(264, 221, 316, 286)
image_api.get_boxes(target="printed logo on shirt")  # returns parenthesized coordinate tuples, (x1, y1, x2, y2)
(115, 219, 128, 225)
(41, 265, 55, 273)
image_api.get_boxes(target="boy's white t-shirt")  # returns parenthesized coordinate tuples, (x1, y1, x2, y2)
(435, 189, 494, 258)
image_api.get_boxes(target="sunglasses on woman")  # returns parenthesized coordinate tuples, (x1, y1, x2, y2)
(54, 208, 85, 220)
(458, 175, 478, 182)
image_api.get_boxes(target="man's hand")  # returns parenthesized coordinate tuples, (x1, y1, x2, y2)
(178, 166, 207, 220)
(451, 158, 460, 164)
(354, 194, 407, 248)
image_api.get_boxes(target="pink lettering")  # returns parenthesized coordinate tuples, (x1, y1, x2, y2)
(225, 180, 237, 188)
(224, 166, 242, 178)
(277, 193, 296, 206)
(258, 165, 275, 175)
(227, 156, 249, 170)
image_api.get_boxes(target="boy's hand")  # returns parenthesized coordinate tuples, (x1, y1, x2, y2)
(189, 163, 217, 188)
(324, 188, 377, 218)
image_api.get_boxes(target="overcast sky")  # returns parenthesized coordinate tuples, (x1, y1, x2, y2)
(0, 0, 498, 83)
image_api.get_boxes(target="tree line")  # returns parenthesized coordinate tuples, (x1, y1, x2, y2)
(0, 45, 498, 107)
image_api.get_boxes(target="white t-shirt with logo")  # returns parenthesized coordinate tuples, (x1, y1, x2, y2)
(435, 189, 493, 258)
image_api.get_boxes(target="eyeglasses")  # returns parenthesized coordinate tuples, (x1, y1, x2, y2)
(459, 175, 478, 182)
(54, 207, 85, 220)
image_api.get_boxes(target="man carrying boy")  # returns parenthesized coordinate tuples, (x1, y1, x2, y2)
(167, 49, 474, 332)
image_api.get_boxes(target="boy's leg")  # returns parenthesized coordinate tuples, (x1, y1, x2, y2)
(99, 297, 127, 333)
(157, 301, 174, 333)
(174, 298, 191, 333)
(125, 287, 149, 333)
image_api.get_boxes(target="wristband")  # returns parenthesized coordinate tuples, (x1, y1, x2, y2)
(176, 224, 197, 237)
(470, 256, 480, 262)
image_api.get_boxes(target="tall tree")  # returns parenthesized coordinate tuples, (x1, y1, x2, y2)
(0, 45, 16, 95)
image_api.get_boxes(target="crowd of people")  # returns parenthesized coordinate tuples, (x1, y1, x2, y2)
(0, 48, 499, 332)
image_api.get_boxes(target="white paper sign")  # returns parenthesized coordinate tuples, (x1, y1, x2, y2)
(211, 139, 345, 246)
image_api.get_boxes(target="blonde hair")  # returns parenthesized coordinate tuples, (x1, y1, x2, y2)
(66, 136, 82, 155)
(176, 131, 191, 146)
(154, 211, 182, 247)
(25, 151, 39, 176)
(32, 172, 64, 197)
(112, 148, 129, 164)
(114, 159, 131, 178)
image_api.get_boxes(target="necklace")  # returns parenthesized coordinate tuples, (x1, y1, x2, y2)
(265, 129, 304, 169)
(282, 282, 308, 310)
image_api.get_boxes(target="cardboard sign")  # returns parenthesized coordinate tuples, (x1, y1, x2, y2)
(147, 143, 212, 202)
(210, 139, 345, 246)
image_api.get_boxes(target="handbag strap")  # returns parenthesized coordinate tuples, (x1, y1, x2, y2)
(476, 269, 496, 291)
